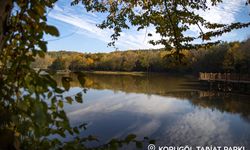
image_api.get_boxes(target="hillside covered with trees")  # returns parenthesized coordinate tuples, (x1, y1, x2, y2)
(32, 39, 250, 74)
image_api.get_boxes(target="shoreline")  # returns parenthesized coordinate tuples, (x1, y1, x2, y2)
(82, 71, 146, 76)
(52, 70, 194, 76)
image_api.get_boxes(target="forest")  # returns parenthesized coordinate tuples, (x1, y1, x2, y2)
(32, 39, 250, 74)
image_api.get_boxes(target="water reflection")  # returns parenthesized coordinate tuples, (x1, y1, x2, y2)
(56, 73, 250, 148)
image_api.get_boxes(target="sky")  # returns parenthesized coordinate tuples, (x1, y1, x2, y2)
(46, 0, 250, 53)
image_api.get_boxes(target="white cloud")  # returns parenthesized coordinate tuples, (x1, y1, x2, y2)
(53, 4, 63, 12)
(49, 3, 163, 50)
(189, 0, 246, 37)
(49, 4, 111, 40)
(200, 0, 245, 24)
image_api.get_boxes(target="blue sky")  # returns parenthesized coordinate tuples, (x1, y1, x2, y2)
(46, 0, 250, 53)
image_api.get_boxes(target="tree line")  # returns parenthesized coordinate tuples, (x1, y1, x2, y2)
(32, 39, 250, 74)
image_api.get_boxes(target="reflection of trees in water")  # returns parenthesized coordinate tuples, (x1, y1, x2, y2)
(55, 73, 250, 122)
(55, 73, 190, 95)
(166, 90, 250, 123)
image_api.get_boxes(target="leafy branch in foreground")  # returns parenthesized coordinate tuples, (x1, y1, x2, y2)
(72, 0, 250, 57)
(0, 0, 151, 149)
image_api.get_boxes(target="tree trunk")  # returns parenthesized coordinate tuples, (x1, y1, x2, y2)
(0, 0, 13, 51)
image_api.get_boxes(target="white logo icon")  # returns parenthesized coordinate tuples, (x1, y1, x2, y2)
(148, 144, 156, 150)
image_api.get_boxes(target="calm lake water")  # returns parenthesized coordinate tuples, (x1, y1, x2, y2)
(57, 73, 250, 148)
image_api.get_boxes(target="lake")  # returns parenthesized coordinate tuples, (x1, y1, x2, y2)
(56, 73, 250, 149)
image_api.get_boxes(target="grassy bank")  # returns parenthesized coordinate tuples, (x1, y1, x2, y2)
(82, 71, 148, 76)
(82, 71, 196, 76)
(51, 70, 194, 77)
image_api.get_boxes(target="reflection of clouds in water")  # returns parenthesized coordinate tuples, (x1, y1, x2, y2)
(66, 90, 250, 147)
(133, 119, 161, 137)
(164, 109, 232, 146)
(68, 92, 190, 118)
(67, 91, 192, 141)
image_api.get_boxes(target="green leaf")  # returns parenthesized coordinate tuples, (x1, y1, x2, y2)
(48, 91, 52, 99)
(83, 89, 87, 93)
(38, 52, 45, 59)
(33, 100, 47, 126)
(125, 134, 136, 143)
(79, 123, 88, 130)
(55, 88, 64, 94)
(62, 77, 71, 91)
(75, 93, 83, 103)
(38, 41, 47, 52)
(58, 100, 64, 108)
(73, 127, 79, 134)
(35, 5, 45, 16)
(65, 97, 73, 104)
(45, 25, 60, 36)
